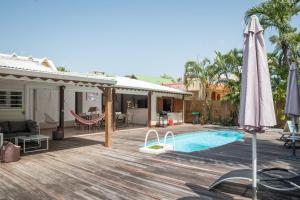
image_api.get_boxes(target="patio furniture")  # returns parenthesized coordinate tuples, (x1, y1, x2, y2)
(0, 120, 40, 141)
(209, 168, 300, 192)
(116, 113, 127, 127)
(15, 135, 49, 153)
(88, 106, 100, 114)
(279, 120, 299, 141)
(0, 141, 20, 163)
(157, 111, 168, 127)
(284, 135, 300, 148)
(70, 111, 104, 126)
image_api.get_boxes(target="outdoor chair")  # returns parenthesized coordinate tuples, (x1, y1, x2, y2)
(116, 113, 127, 128)
(279, 121, 299, 141)
(283, 135, 300, 148)
(209, 168, 300, 192)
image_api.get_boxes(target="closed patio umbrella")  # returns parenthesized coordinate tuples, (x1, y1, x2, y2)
(285, 62, 300, 158)
(239, 15, 276, 200)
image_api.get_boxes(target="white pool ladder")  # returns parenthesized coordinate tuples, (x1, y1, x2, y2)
(144, 129, 176, 151)
(164, 131, 176, 150)
(144, 129, 160, 147)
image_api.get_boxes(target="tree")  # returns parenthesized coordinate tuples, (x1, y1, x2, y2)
(176, 77, 183, 82)
(212, 49, 243, 124)
(246, 0, 300, 67)
(213, 49, 243, 110)
(160, 73, 175, 82)
(184, 59, 216, 99)
(57, 66, 69, 72)
(184, 59, 217, 122)
(125, 74, 137, 79)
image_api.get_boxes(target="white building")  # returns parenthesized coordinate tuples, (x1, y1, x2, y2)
(0, 53, 190, 144)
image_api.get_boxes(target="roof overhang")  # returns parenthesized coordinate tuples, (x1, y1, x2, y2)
(114, 85, 191, 96)
(0, 66, 116, 87)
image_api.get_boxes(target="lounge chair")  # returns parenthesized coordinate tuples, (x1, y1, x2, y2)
(279, 121, 299, 141)
(284, 135, 300, 148)
(209, 168, 300, 192)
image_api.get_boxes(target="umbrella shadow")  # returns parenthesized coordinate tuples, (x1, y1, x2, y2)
(177, 183, 233, 200)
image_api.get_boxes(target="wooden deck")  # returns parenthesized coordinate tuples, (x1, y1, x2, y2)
(0, 124, 300, 200)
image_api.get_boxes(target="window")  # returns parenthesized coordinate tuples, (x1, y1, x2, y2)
(163, 98, 172, 112)
(137, 99, 148, 108)
(0, 90, 23, 109)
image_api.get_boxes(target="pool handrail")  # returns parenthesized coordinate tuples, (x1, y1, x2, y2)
(144, 129, 160, 147)
(164, 131, 175, 150)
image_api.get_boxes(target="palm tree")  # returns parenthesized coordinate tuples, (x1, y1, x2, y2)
(184, 59, 217, 122)
(246, 0, 300, 67)
(212, 49, 243, 124)
(184, 58, 216, 100)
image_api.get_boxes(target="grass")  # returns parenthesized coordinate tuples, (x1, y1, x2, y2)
(148, 145, 164, 149)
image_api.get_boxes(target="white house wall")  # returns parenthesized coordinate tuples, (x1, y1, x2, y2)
(0, 80, 26, 121)
(150, 92, 183, 126)
(36, 88, 60, 124)
(82, 91, 102, 114)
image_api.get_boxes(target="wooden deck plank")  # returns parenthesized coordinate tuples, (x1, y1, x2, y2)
(1, 124, 300, 199)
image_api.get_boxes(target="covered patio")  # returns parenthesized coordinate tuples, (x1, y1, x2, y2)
(0, 63, 116, 147)
(0, 53, 190, 149)
(0, 124, 299, 200)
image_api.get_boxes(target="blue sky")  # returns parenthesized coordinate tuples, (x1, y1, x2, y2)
(1, 0, 300, 78)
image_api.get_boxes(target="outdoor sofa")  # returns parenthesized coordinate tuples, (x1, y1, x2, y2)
(0, 120, 40, 141)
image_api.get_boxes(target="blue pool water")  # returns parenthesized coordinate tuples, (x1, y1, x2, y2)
(147, 130, 244, 153)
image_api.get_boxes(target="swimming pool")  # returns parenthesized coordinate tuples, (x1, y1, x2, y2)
(147, 130, 244, 153)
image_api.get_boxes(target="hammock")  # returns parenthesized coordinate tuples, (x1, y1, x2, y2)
(44, 113, 58, 124)
(70, 110, 105, 126)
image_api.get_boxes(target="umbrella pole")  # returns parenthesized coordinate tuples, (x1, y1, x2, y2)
(252, 132, 257, 200)
(292, 117, 296, 157)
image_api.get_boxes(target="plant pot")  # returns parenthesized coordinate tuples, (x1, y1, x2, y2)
(52, 128, 64, 140)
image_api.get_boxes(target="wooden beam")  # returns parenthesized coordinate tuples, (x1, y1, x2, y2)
(182, 95, 185, 123)
(147, 91, 152, 127)
(105, 87, 113, 147)
(59, 86, 65, 138)
(112, 88, 116, 131)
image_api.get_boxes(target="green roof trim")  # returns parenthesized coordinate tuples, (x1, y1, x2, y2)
(135, 75, 174, 84)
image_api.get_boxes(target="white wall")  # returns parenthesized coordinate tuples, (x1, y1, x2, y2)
(82, 91, 102, 114)
(150, 92, 184, 126)
(37, 88, 102, 128)
(127, 108, 148, 125)
(0, 80, 26, 121)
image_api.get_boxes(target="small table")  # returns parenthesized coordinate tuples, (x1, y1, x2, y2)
(15, 135, 49, 153)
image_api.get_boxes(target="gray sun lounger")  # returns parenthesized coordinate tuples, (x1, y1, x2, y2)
(209, 168, 300, 192)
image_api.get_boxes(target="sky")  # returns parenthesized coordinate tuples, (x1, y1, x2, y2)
(1, 0, 300, 78)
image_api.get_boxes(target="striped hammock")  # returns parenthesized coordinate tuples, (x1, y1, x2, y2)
(70, 110, 105, 126)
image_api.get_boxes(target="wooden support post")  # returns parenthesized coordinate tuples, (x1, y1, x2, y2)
(120, 94, 124, 113)
(147, 91, 152, 127)
(182, 95, 185, 123)
(59, 86, 65, 135)
(112, 88, 116, 131)
(105, 88, 113, 147)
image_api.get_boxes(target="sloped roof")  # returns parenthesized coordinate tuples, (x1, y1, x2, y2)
(0, 53, 115, 86)
(114, 76, 190, 95)
(0, 53, 57, 72)
(0, 53, 189, 94)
